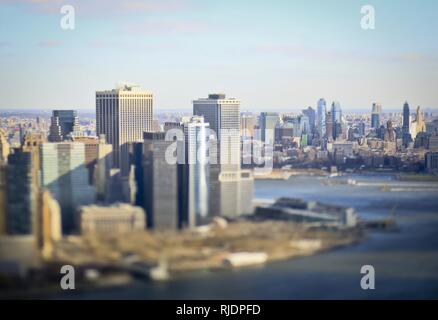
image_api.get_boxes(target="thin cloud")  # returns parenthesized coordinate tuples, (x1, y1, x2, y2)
(37, 40, 62, 47)
(0, 41, 13, 48)
(0, 0, 196, 16)
(125, 19, 208, 34)
(256, 44, 438, 64)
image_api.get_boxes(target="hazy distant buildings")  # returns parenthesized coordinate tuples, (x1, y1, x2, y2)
(425, 152, 438, 173)
(48, 110, 79, 142)
(40, 142, 95, 233)
(96, 84, 153, 176)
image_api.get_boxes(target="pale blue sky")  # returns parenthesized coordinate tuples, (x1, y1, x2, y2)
(0, 0, 437, 111)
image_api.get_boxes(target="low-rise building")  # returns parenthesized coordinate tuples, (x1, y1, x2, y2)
(79, 203, 145, 235)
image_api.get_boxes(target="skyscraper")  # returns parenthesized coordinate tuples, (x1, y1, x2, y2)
(403, 102, 410, 133)
(0, 165, 6, 235)
(402, 101, 411, 147)
(0, 130, 10, 165)
(371, 103, 382, 130)
(240, 113, 256, 138)
(326, 111, 334, 141)
(96, 84, 153, 176)
(40, 142, 95, 233)
(182, 116, 210, 227)
(259, 112, 279, 144)
(143, 132, 179, 230)
(302, 107, 316, 135)
(5, 149, 36, 234)
(193, 94, 240, 172)
(317, 98, 327, 138)
(48, 110, 80, 142)
(410, 106, 426, 140)
(193, 94, 253, 217)
(331, 101, 342, 139)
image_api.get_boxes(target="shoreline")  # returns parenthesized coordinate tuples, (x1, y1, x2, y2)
(0, 220, 364, 298)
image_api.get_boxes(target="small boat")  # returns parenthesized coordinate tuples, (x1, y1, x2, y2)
(149, 255, 169, 281)
(223, 252, 268, 268)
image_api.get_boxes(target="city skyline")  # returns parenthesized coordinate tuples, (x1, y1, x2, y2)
(0, 0, 437, 110)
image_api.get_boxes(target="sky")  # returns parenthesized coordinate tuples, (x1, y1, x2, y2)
(0, 0, 437, 111)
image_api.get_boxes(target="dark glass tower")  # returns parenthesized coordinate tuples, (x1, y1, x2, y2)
(48, 110, 79, 142)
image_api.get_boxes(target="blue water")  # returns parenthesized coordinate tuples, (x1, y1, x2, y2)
(54, 174, 438, 299)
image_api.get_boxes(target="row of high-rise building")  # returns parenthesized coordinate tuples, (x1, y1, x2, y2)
(1, 86, 255, 239)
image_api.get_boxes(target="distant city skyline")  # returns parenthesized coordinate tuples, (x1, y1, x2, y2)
(1, 0, 437, 110)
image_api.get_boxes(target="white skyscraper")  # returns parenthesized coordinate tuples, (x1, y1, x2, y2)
(182, 116, 210, 227)
(193, 94, 240, 172)
(193, 94, 253, 217)
(96, 84, 153, 176)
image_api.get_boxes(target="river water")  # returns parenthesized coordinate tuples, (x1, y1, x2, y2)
(57, 173, 438, 299)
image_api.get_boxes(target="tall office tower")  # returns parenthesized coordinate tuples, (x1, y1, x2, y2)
(259, 112, 279, 144)
(143, 132, 179, 230)
(240, 113, 256, 138)
(415, 106, 426, 134)
(326, 111, 334, 141)
(182, 116, 210, 228)
(358, 122, 366, 136)
(73, 135, 113, 200)
(73, 137, 99, 183)
(40, 142, 95, 233)
(193, 94, 253, 217)
(5, 149, 36, 234)
(0, 130, 10, 165)
(48, 110, 80, 142)
(371, 103, 382, 129)
(317, 98, 327, 138)
(403, 102, 410, 133)
(95, 135, 113, 202)
(331, 101, 342, 139)
(299, 115, 310, 135)
(193, 94, 241, 172)
(36, 190, 62, 259)
(96, 84, 153, 176)
(302, 107, 316, 135)
(410, 106, 426, 140)
(22, 133, 46, 190)
(131, 142, 145, 209)
(402, 101, 411, 147)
